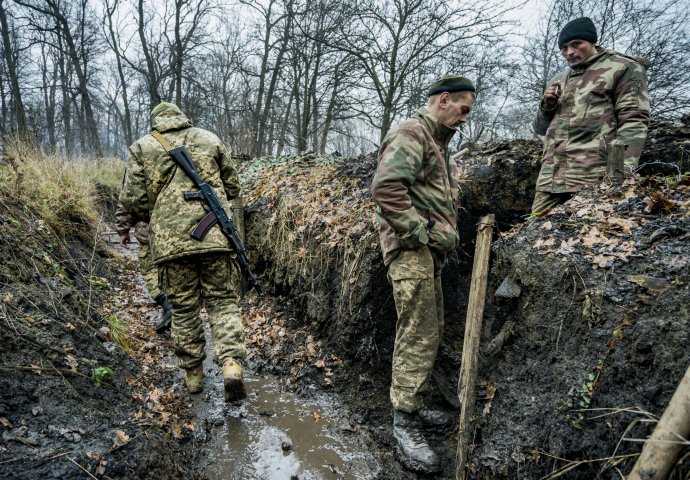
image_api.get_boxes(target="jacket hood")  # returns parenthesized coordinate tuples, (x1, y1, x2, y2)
(151, 109, 193, 133)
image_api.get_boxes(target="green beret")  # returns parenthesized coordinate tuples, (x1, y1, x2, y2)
(150, 102, 182, 124)
(427, 75, 475, 97)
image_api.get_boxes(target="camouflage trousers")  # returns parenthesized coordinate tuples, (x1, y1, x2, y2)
(531, 191, 575, 215)
(138, 242, 161, 300)
(159, 253, 246, 370)
(388, 246, 443, 412)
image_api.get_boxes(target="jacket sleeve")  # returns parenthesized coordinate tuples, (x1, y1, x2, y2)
(114, 202, 133, 236)
(533, 70, 568, 136)
(371, 126, 429, 249)
(218, 142, 240, 201)
(614, 62, 651, 168)
(534, 103, 557, 136)
(119, 145, 150, 223)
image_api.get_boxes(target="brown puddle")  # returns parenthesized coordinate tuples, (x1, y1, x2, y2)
(192, 336, 379, 479)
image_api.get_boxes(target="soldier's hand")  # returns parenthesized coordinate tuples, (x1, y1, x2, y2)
(542, 81, 562, 109)
(119, 234, 131, 249)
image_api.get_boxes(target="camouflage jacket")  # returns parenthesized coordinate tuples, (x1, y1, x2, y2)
(535, 48, 650, 193)
(114, 202, 149, 244)
(119, 110, 240, 264)
(372, 106, 459, 266)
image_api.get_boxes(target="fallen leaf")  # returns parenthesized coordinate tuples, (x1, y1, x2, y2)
(556, 238, 580, 256)
(112, 429, 130, 448)
(533, 237, 555, 250)
(65, 354, 78, 373)
(312, 410, 321, 422)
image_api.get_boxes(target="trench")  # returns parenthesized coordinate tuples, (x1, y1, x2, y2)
(106, 233, 381, 479)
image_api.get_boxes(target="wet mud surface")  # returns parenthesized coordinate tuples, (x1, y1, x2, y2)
(2, 121, 689, 479)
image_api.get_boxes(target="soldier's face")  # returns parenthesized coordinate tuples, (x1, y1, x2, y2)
(560, 39, 598, 67)
(439, 92, 475, 128)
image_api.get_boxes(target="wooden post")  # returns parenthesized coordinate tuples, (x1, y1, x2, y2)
(607, 140, 626, 185)
(231, 196, 245, 244)
(230, 196, 247, 294)
(455, 214, 495, 480)
(628, 364, 690, 480)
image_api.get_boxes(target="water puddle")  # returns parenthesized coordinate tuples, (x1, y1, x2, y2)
(196, 372, 378, 480)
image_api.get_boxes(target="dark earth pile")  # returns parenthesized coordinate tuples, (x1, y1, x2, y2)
(0, 193, 195, 479)
(241, 120, 690, 479)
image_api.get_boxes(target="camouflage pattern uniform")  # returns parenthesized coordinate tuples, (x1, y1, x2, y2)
(119, 105, 246, 369)
(533, 48, 650, 213)
(114, 203, 160, 300)
(372, 106, 460, 413)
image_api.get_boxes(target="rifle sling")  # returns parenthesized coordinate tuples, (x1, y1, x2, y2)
(150, 130, 175, 152)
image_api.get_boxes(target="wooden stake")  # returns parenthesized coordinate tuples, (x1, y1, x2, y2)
(607, 140, 626, 185)
(455, 214, 495, 480)
(231, 196, 245, 244)
(628, 364, 690, 480)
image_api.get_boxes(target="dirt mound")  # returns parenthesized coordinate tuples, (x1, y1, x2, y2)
(240, 121, 690, 479)
(0, 194, 194, 479)
(639, 121, 690, 176)
(478, 175, 690, 479)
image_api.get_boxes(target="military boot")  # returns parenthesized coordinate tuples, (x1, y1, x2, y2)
(184, 365, 204, 394)
(393, 410, 441, 473)
(222, 359, 246, 402)
(153, 293, 173, 334)
(417, 407, 455, 430)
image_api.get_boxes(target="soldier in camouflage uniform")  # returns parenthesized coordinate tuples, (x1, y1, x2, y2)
(371, 75, 475, 473)
(532, 16, 650, 214)
(114, 203, 172, 333)
(119, 102, 247, 401)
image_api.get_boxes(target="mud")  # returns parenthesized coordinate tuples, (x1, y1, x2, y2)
(239, 121, 690, 479)
(2, 120, 688, 480)
(0, 196, 195, 479)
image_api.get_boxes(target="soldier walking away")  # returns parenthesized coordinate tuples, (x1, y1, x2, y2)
(115, 203, 173, 333)
(119, 102, 247, 402)
(371, 75, 475, 473)
(532, 16, 651, 214)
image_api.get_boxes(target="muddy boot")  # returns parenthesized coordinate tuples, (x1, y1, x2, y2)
(417, 407, 455, 430)
(184, 366, 204, 394)
(393, 410, 441, 473)
(153, 293, 172, 334)
(222, 358, 246, 402)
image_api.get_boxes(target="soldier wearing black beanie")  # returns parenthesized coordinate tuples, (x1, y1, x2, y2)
(558, 17, 598, 48)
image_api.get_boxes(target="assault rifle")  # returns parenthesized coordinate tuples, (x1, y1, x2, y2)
(151, 131, 262, 294)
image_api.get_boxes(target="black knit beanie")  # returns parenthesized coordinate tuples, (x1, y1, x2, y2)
(558, 17, 598, 48)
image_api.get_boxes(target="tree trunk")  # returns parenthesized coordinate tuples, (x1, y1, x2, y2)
(104, 0, 133, 146)
(0, 0, 27, 134)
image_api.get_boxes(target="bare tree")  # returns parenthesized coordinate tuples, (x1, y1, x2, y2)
(15, 0, 103, 155)
(320, 0, 515, 141)
(0, 0, 27, 134)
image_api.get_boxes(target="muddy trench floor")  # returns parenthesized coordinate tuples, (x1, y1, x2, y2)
(1, 232, 456, 480)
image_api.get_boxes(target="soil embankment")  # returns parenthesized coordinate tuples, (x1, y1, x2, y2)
(1, 120, 688, 479)
(240, 121, 690, 479)
(0, 190, 196, 478)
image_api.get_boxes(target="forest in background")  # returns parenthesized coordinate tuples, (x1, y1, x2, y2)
(1, 0, 689, 159)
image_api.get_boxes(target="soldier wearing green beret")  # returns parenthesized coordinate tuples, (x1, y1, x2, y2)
(532, 17, 650, 214)
(371, 74, 475, 473)
(119, 102, 247, 402)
